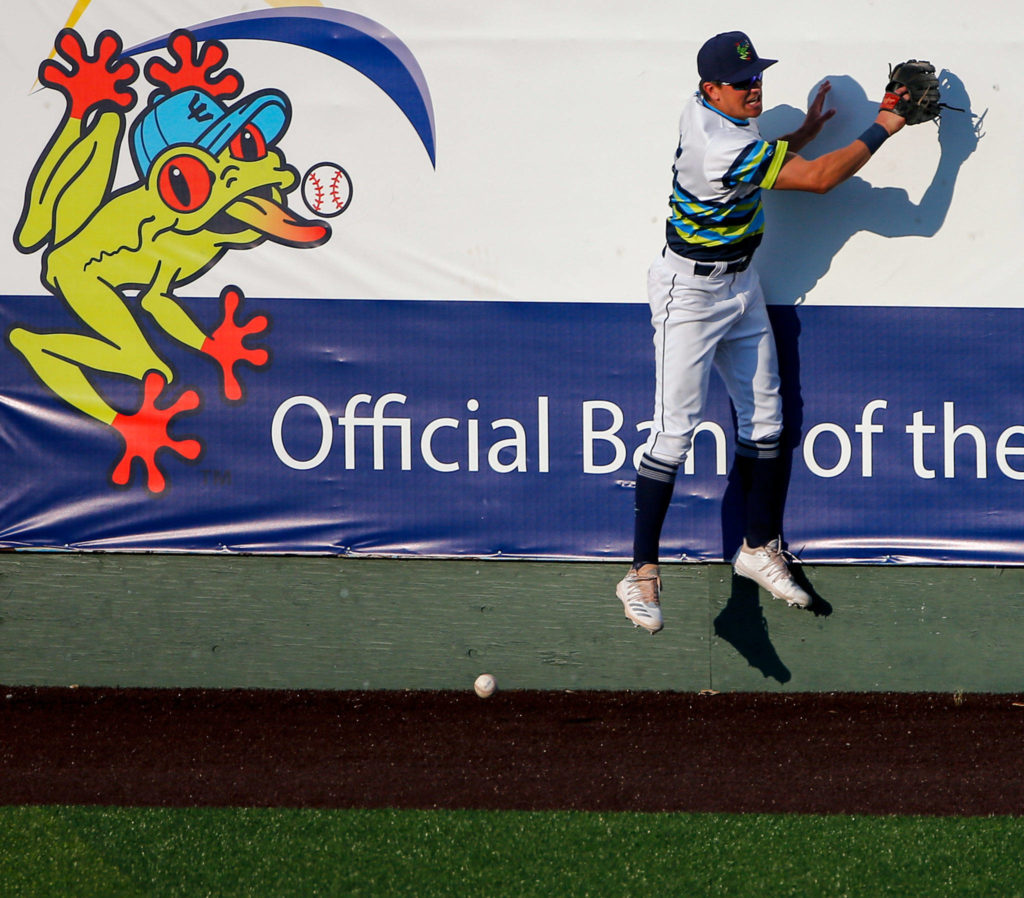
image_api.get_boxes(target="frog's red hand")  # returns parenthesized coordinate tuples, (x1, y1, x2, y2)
(145, 30, 242, 100)
(201, 287, 269, 402)
(40, 29, 138, 121)
(111, 373, 201, 493)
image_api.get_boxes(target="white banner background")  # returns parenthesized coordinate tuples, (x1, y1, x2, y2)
(0, 0, 1013, 306)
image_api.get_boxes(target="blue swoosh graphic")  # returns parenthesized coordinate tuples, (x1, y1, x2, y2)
(126, 7, 436, 167)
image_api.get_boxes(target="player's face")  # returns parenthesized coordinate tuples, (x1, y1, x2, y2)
(705, 74, 763, 119)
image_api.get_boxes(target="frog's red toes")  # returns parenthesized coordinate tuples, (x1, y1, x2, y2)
(42, 29, 138, 120)
(201, 286, 269, 401)
(110, 372, 201, 493)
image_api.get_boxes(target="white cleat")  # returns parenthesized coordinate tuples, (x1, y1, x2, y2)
(616, 563, 664, 634)
(733, 539, 812, 609)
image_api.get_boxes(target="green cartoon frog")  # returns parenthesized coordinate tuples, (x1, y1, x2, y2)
(13, 29, 330, 491)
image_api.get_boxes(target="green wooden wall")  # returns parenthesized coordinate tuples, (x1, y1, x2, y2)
(1, 553, 1021, 692)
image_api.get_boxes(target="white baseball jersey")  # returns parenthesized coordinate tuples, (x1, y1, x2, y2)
(665, 93, 789, 263)
(644, 93, 788, 467)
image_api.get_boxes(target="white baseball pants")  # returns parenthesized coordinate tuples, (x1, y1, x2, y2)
(644, 252, 783, 466)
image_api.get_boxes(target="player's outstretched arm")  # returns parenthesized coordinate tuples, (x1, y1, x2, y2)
(773, 88, 908, 194)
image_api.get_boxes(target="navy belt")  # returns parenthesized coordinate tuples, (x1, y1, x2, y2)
(692, 256, 750, 277)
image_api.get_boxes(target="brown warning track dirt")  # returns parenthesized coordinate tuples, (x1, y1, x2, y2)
(2, 687, 1022, 816)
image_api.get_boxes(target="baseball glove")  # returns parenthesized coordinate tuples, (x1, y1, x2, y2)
(880, 60, 941, 125)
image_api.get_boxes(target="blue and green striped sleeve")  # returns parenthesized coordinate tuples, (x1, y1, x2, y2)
(723, 139, 789, 189)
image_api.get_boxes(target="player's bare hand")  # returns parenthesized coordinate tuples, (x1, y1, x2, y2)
(807, 81, 834, 123)
(781, 81, 836, 152)
(799, 80, 837, 141)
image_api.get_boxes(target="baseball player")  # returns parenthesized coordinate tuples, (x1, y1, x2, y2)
(618, 31, 916, 634)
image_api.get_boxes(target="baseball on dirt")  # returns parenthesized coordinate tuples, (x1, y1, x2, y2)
(301, 162, 352, 217)
(474, 673, 497, 698)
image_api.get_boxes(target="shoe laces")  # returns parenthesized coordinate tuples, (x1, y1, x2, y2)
(759, 541, 800, 584)
(625, 567, 661, 604)
(767, 538, 800, 564)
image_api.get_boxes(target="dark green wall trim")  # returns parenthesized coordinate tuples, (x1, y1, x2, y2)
(1, 554, 1021, 692)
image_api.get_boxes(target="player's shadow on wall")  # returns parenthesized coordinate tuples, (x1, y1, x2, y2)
(758, 70, 981, 307)
(713, 575, 792, 683)
(714, 71, 982, 678)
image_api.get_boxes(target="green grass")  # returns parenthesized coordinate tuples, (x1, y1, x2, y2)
(1, 807, 1022, 897)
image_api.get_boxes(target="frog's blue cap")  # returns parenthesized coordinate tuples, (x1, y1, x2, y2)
(130, 87, 290, 177)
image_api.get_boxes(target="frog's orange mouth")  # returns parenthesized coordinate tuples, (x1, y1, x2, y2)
(208, 189, 330, 247)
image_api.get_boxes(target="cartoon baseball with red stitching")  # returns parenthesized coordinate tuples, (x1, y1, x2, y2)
(12, 29, 331, 492)
(302, 162, 352, 218)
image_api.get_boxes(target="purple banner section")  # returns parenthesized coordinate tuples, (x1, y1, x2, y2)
(0, 294, 1022, 563)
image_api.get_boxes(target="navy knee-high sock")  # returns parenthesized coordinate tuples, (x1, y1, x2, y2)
(736, 444, 783, 548)
(632, 453, 679, 566)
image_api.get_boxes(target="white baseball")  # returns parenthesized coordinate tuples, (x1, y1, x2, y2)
(474, 673, 497, 698)
(301, 162, 352, 217)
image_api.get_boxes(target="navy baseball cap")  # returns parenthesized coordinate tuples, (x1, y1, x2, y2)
(697, 31, 777, 83)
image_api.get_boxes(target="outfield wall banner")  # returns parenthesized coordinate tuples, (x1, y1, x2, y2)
(3, 297, 1023, 563)
(0, 1, 1019, 563)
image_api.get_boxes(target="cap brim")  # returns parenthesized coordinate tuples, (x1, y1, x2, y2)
(199, 91, 290, 158)
(731, 57, 777, 82)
